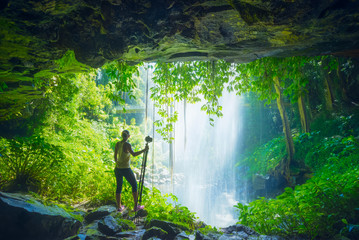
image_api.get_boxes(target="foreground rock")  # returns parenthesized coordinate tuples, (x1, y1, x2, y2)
(145, 219, 190, 239)
(0, 191, 81, 240)
(84, 205, 117, 223)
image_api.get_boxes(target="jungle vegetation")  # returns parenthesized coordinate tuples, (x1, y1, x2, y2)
(0, 55, 358, 238)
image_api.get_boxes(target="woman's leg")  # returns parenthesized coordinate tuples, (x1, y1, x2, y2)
(114, 168, 124, 209)
(123, 168, 141, 210)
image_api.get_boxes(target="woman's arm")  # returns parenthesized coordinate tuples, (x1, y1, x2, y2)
(126, 142, 148, 157)
(114, 142, 120, 162)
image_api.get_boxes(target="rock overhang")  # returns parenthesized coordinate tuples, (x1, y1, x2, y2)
(1, 0, 359, 120)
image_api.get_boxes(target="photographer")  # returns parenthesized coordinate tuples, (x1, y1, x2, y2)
(114, 130, 148, 212)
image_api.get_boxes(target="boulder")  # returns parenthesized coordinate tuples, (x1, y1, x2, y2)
(115, 229, 146, 239)
(85, 205, 116, 223)
(97, 215, 122, 236)
(221, 224, 259, 236)
(0, 191, 81, 240)
(78, 222, 119, 240)
(248, 236, 285, 240)
(142, 227, 168, 240)
(145, 219, 189, 239)
(218, 235, 243, 240)
(174, 231, 190, 240)
(195, 230, 211, 240)
(135, 208, 149, 218)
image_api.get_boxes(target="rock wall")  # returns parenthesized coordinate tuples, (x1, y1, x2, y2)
(1, 0, 359, 120)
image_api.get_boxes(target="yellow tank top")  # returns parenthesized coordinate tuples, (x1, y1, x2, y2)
(115, 141, 131, 169)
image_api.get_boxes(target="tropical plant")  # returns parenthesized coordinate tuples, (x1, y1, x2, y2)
(143, 187, 198, 230)
(0, 136, 65, 191)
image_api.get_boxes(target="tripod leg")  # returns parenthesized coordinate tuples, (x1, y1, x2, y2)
(139, 149, 148, 205)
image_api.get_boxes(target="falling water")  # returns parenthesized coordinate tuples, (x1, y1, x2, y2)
(142, 64, 245, 227)
(171, 90, 243, 227)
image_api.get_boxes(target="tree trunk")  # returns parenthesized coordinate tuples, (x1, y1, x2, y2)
(273, 76, 295, 181)
(322, 61, 334, 111)
(298, 93, 310, 133)
(336, 57, 350, 104)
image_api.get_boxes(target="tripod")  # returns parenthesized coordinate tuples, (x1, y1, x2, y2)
(138, 142, 149, 206)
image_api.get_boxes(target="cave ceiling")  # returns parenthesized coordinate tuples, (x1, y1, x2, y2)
(1, 0, 359, 120)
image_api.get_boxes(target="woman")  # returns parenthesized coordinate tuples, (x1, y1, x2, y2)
(114, 130, 148, 212)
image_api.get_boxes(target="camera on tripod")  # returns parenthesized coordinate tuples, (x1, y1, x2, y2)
(145, 136, 153, 143)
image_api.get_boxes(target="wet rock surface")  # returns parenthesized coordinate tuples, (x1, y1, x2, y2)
(98, 215, 122, 236)
(0, 191, 81, 240)
(85, 205, 117, 223)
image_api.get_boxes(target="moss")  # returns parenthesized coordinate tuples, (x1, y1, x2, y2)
(33, 50, 91, 87)
(115, 218, 136, 230)
(198, 225, 223, 236)
(269, 29, 301, 47)
(30, 1, 79, 16)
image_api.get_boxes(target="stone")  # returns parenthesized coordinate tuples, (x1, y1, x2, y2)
(218, 234, 243, 240)
(85, 205, 117, 223)
(97, 215, 122, 236)
(195, 230, 211, 240)
(115, 229, 146, 239)
(64, 235, 82, 240)
(142, 227, 168, 240)
(135, 208, 148, 218)
(145, 219, 189, 239)
(0, 191, 81, 240)
(174, 231, 190, 240)
(221, 224, 259, 236)
(248, 236, 285, 240)
(79, 223, 119, 240)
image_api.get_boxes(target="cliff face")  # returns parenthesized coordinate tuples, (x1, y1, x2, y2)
(1, 0, 359, 120)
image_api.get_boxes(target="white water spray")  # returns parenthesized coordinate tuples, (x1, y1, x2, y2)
(171, 90, 243, 227)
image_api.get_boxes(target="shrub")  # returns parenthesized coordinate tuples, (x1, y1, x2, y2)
(235, 155, 359, 239)
(0, 136, 64, 191)
(143, 187, 198, 230)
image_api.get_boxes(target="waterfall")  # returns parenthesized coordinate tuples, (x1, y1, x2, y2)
(144, 63, 245, 227)
(172, 90, 243, 227)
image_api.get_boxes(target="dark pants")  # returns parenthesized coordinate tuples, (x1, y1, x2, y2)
(114, 168, 138, 194)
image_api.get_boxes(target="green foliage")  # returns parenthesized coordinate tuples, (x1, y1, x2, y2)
(236, 136, 287, 177)
(143, 187, 198, 230)
(237, 114, 359, 177)
(0, 81, 8, 92)
(151, 60, 232, 141)
(303, 135, 358, 171)
(0, 136, 65, 191)
(235, 129, 359, 239)
(197, 225, 222, 236)
(310, 112, 356, 138)
(235, 163, 359, 238)
(103, 61, 141, 106)
(232, 55, 338, 105)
